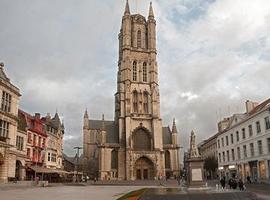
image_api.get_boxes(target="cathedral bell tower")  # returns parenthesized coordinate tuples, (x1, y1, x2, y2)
(115, 1, 164, 180)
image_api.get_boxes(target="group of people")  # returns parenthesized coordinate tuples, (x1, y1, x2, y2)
(220, 176, 245, 191)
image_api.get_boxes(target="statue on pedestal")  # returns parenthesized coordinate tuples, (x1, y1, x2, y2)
(189, 130, 199, 158)
(187, 130, 205, 188)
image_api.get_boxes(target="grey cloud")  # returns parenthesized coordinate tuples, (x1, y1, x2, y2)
(1, 0, 270, 157)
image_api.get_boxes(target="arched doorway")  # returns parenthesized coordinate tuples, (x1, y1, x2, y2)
(15, 160, 23, 181)
(134, 157, 155, 180)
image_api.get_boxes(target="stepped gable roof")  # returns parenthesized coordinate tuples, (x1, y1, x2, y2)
(162, 126, 172, 144)
(88, 120, 119, 143)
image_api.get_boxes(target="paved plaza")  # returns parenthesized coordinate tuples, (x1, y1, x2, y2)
(0, 185, 146, 200)
(1, 181, 270, 200)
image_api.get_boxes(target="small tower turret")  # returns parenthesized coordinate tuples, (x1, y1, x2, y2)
(121, 0, 131, 49)
(147, 2, 156, 51)
(83, 109, 89, 129)
(172, 118, 178, 145)
(101, 114, 106, 144)
(124, 0, 130, 16)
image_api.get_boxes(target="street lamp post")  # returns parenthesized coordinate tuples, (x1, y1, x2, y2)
(73, 146, 82, 182)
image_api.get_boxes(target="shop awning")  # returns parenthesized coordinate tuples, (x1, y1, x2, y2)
(29, 166, 69, 174)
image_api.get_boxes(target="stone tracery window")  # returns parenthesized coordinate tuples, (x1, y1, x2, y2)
(111, 149, 118, 170)
(165, 150, 171, 169)
(137, 30, 141, 48)
(143, 92, 149, 114)
(143, 62, 147, 82)
(133, 90, 138, 113)
(133, 61, 137, 81)
(133, 129, 151, 151)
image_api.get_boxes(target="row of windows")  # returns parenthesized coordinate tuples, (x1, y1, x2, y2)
(27, 132, 45, 147)
(1, 91, 12, 112)
(132, 91, 149, 114)
(27, 148, 42, 162)
(0, 120, 9, 138)
(133, 61, 148, 82)
(219, 138, 270, 163)
(16, 136, 24, 151)
(218, 116, 270, 148)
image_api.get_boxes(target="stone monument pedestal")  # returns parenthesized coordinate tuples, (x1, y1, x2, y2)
(187, 157, 205, 188)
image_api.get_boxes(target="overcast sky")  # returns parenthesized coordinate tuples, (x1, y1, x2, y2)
(1, 0, 270, 157)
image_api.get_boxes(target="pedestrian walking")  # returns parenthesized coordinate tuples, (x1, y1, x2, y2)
(238, 179, 244, 191)
(220, 177, 226, 189)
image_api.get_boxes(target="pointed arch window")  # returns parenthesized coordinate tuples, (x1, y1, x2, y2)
(133, 61, 137, 81)
(143, 92, 149, 114)
(133, 91, 138, 113)
(133, 129, 151, 151)
(165, 150, 171, 169)
(137, 30, 141, 48)
(111, 150, 118, 170)
(143, 62, 147, 82)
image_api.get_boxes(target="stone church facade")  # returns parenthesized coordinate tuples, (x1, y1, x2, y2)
(83, 1, 180, 180)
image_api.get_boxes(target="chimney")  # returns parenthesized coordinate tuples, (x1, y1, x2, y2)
(218, 117, 230, 132)
(246, 100, 259, 113)
(35, 113, 41, 119)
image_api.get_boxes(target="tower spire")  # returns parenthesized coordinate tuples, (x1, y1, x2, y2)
(148, 2, 154, 19)
(124, 0, 130, 15)
(101, 114, 105, 131)
(84, 108, 89, 119)
(172, 118, 178, 133)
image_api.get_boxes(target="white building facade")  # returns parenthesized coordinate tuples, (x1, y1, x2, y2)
(217, 99, 270, 183)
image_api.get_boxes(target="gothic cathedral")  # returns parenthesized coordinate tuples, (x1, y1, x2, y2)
(83, 1, 180, 180)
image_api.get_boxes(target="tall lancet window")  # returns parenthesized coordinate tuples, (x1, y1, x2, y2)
(143, 92, 149, 114)
(133, 91, 138, 113)
(143, 62, 147, 82)
(133, 61, 137, 81)
(137, 30, 141, 48)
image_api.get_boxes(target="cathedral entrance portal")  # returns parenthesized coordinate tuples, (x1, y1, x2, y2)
(134, 157, 154, 180)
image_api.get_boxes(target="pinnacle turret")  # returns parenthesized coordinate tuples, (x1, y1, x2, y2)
(124, 0, 130, 15)
(148, 2, 154, 19)
(84, 108, 89, 119)
(101, 114, 105, 131)
(172, 118, 178, 134)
